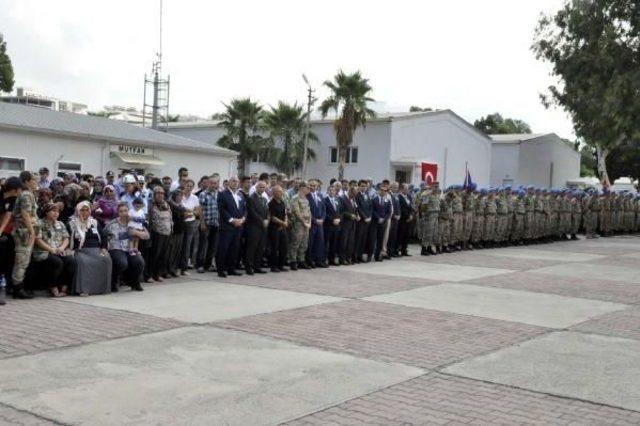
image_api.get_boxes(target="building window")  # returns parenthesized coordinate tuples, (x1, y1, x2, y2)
(0, 157, 25, 171)
(57, 161, 82, 177)
(329, 146, 358, 164)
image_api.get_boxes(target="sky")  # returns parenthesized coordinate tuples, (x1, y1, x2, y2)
(1, 0, 575, 139)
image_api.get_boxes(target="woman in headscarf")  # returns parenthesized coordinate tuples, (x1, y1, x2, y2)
(29, 202, 76, 297)
(93, 184, 119, 228)
(68, 201, 112, 296)
(56, 183, 81, 224)
(36, 187, 53, 219)
(92, 177, 105, 202)
(166, 188, 186, 278)
(147, 186, 173, 282)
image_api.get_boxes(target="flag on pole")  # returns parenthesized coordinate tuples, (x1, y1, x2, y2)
(463, 163, 475, 189)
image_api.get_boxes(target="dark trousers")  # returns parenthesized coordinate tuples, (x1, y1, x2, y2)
(109, 249, 145, 289)
(180, 220, 199, 270)
(149, 231, 170, 279)
(0, 234, 15, 288)
(387, 218, 399, 255)
(268, 226, 288, 269)
(324, 223, 340, 263)
(308, 223, 326, 264)
(166, 232, 183, 275)
(354, 220, 370, 260)
(27, 254, 76, 290)
(245, 226, 267, 271)
(374, 221, 386, 259)
(216, 228, 242, 273)
(340, 220, 356, 262)
(397, 219, 410, 254)
(196, 225, 218, 269)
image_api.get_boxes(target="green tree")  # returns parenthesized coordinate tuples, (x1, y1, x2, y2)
(532, 0, 640, 185)
(474, 113, 532, 134)
(606, 142, 640, 182)
(262, 101, 318, 177)
(409, 106, 433, 112)
(216, 98, 268, 177)
(0, 33, 15, 93)
(580, 145, 597, 177)
(319, 70, 376, 180)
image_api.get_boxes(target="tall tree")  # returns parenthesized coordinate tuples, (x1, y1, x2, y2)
(474, 113, 532, 134)
(262, 101, 318, 177)
(216, 98, 267, 177)
(533, 0, 640, 185)
(409, 106, 433, 112)
(0, 34, 15, 93)
(319, 70, 376, 180)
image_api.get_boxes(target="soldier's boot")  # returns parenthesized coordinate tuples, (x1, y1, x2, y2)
(435, 245, 442, 254)
(571, 234, 578, 240)
(0, 285, 5, 306)
(12, 285, 33, 300)
(421, 246, 428, 256)
(426, 246, 435, 255)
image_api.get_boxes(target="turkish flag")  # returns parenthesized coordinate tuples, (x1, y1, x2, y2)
(421, 163, 438, 186)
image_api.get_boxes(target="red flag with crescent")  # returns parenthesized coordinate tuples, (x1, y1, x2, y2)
(421, 162, 438, 186)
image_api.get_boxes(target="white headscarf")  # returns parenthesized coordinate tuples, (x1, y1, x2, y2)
(69, 201, 99, 249)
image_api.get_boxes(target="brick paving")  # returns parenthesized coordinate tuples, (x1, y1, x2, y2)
(283, 372, 640, 426)
(216, 299, 548, 369)
(0, 298, 184, 358)
(463, 271, 640, 304)
(571, 306, 640, 340)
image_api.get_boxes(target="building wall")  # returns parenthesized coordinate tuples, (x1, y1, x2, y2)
(490, 143, 521, 187)
(166, 126, 225, 145)
(0, 129, 236, 180)
(389, 113, 492, 187)
(518, 135, 580, 188)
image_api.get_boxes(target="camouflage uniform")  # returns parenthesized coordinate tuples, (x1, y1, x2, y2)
(571, 195, 582, 236)
(534, 194, 545, 239)
(635, 197, 640, 232)
(512, 195, 525, 242)
(524, 193, 535, 240)
(484, 195, 497, 243)
(437, 196, 452, 247)
(471, 194, 485, 245)
(12, 190, 38, 286)
(495, 194, 508, 243)
(506, 193, 515, 241)
(560, 195, 572, 237)
(585, 194, 600, 237)
(600, 195, 611, 235)
(548, 195, 559, 238)
(462, 192, 475, 245)
(418, 190, 440, 248)
(289, 195, 311, 263)
(450, 192, 464, 247)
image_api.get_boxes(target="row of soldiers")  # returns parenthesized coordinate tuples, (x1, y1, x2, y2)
(415, 183, 640, 255)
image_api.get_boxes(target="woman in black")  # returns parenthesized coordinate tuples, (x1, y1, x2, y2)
(267, 186, 289, 272)
(166, 189, 186, 278)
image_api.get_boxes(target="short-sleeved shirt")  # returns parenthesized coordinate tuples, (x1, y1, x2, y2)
(0, 194, 17, 235)
(33, 219, 69, 261)
(182, 194, 199, 222)
(13, 191, 37, 229)
(104, 219, 132, 252)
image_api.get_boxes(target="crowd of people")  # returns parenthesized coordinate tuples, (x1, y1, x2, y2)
(1, 165, 639, 305)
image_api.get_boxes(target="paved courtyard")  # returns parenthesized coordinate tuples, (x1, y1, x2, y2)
(2, 236, 640, 425)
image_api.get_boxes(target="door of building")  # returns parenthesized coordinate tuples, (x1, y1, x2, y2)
(395, 169, 409, 183)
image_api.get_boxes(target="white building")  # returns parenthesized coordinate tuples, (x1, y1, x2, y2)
(167, 110, 493, 187)
(490, 133, 580, 188)
(0, 102, 237, 180)
(1, 87, 88, 114)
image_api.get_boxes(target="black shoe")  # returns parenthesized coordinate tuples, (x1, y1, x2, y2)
(375, 257, 383, 262)
(421, 246, 428, 256)
(255, 268, 267, 274)
(111, 285, 119, 293)
(298, 262, 311, 270)
(246, 269, 254, 276)
(131, 284, 144, 292)
(12, 286, 34, 299)
(228, 270, 243, 276)
(317, 262, 329, 268)
(270, 267, 280, 273)
(402, 252, 411, 257)
(218, 271, 228, 278)
(290, 262, 298, 271)
(279, 266, 289, 272)
(366, 256, 372, 263)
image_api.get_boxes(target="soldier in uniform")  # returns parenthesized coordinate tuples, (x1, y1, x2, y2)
(450, 186, 464, 251)
(586, 190, 601, 238)
(471, 188, 486, 248)
(417, 183, 440, 255)
(570, 190, 582, 240)
(289, 181, 312, 270)
(599, 192, 610, 236)
(437, 189, 452, 253)
(495, 188, 508, 246)
(534, 188, 545, 242)
(548, 190, 560, 240)
(11, 171, 38, 299)
(461, 184, 475, 250)
(484, 189, 497, 247)
(512, 189, 526, 244)
(505, 187, 515, 243)
(524, 186, 535, 243)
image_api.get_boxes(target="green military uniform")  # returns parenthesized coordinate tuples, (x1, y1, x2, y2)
(471, 193, 486, 245)
(437, 195, 452, 249)
(462, 191, 475, 247)
(32, 219, 70, 261)
(506, 192, 515, 241)
(289, 194, 311, 264)
(534, 193, 545, 240)
(584, 193, 600, 238)
(512, 194, 525, 243)
(417, 189, 440, 250)
(524, 192, 535, 240)
(12, 190, 38, 286)
(571, 194, 582, 237)
(600, 195, 610, 235)
(495, 193, 508, 243)
(484, 195, 497, 244)
(450, 191, 464, 248)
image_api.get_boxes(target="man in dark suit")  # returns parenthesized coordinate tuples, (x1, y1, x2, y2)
(306, 179, 327, 268)
(387, 182, 402, 257)
(354, 179, 374, 262)
(324, 184, 342, 266)
(339, 184, 359, 264)
(216, 176, 246, 277)
(397, 183, 413, 256)
(372, 186, 393, 261)
(245, 181, 269, 275)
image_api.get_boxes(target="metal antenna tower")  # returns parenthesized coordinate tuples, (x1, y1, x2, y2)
(143, 0, 170, 131)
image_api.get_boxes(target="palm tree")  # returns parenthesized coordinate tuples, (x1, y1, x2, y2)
(319, 70, 376, 180)
(216, 98, 268, 177)
(262, 101, 318, 177)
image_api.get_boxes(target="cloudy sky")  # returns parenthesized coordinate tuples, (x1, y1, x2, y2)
(1, 0, 574, 138)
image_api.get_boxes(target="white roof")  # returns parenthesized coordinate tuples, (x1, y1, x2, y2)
(489, 133, 551, 143)
(0, 102, 237, 156)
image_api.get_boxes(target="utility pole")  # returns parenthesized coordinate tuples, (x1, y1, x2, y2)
(302, 74, 315, 179)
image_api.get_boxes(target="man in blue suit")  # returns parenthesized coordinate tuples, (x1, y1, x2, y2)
(306, 179, 327, 268)
(372, 185, 393, 261)
(323, 183, 342, 266)
(216, 176, 246, 277)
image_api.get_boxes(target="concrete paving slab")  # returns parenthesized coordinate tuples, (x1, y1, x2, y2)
(365, 284, 626, 328)
(345, 260, 512, 282)
(531, 263, 640, 284)
(444, 331, 640, 412)
(0, 327, 424, 426)
(483, 247, 605, 262)
(65, 281, 343, 323)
